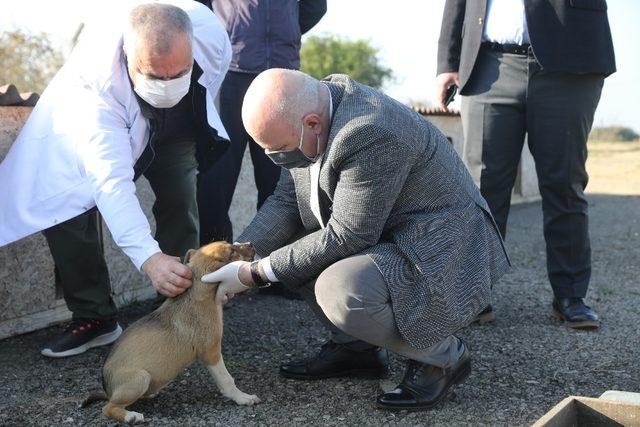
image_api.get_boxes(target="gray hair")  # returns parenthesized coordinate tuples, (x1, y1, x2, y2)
(123, 3, 193, 56)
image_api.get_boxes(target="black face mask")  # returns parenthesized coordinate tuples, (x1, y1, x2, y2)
(266, 123, 320, 169)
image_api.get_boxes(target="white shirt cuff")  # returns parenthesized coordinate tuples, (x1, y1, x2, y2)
(128, 241, 162, 271)
(261, 257, 279, 282)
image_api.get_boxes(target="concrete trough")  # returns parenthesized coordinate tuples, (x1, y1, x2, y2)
(534, 394, 640, 427)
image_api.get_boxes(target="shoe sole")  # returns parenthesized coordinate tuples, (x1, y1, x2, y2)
(41, 325, 123, 358)
(280, 367, 389, 381)
(375, 359, 472, 411)
(472, 311, 496, 325)
(552, 308, 600, 330)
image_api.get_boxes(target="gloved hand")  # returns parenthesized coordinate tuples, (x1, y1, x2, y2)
(201, 261, 252, 305)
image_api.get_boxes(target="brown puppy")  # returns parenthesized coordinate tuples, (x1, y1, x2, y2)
(100, 241, 259, 424)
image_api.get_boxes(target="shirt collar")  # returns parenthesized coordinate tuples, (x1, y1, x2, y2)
(327, 84, 333, 121)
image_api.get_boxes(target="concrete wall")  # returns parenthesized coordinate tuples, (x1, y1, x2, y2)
(427, 115, 465, 153)
(228, 151, 259, 239)
(0, 107, 157, 338)
(427, 114, 540, 203)
(0, 107, 59, 338)
(0, 107, 537, 339)
(0, 105, 259, 339)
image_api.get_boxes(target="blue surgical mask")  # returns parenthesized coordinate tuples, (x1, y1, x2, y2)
(266, 123, 320, 169)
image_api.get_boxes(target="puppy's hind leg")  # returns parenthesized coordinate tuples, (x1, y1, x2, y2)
(206, 356, 261, 406)
(102, 370, 151, 424)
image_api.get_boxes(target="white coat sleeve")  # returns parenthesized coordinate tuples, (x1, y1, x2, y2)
(193, 10, 232, 135)
(202, 34, 231, 104)
(74, 87, 160, 270)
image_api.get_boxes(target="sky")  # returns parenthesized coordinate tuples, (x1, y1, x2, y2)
(1, 0, 638, 131)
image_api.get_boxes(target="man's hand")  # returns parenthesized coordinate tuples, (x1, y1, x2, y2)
(202, 261, 253, 305)
(141, 252, 193, 297)
(435, 72, 460, 110)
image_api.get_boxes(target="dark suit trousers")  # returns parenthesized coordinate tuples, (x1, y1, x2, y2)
(461, 45, 604, 298)
(197, 71, 281, 244)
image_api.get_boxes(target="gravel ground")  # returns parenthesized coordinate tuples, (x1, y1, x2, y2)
(1, 193, 639, 426)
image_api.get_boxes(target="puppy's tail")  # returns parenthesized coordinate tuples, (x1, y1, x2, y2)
(80, 391, 108, 408)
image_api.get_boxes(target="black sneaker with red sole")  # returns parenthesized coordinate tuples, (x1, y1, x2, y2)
(41, 318, 122, 358)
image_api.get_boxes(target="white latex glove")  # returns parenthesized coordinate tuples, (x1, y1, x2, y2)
(202, 261, 251, 304)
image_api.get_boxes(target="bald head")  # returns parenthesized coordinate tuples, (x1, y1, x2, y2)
(124, 3, 193, 81)
(242, 69, 330, 153)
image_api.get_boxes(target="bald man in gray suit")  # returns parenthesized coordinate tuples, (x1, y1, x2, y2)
(208, 69, 509, 410)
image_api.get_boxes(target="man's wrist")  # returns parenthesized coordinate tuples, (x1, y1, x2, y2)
(141, 251, 162, 274)
(250, 261, 271, 288)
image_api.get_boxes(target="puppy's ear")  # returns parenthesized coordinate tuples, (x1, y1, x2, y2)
(183, 249, 197, 264)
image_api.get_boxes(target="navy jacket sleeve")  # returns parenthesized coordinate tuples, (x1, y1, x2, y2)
(437, 0, 466, 75)
(298, 0, 327, 34)
(194, 0, 212, 10)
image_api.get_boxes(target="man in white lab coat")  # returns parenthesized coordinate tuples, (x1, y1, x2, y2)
(0, 1, 231, 357)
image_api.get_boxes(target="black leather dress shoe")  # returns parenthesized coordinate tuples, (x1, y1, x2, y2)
(280, 341, 389, 380)
(553, 298, 600, 330)
(376, 341, 471, 410)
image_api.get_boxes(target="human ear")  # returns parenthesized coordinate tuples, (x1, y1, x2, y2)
(303, 113, 323, 135)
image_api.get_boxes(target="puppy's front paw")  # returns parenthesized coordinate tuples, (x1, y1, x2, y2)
(124, 410, 145, 424)
(232, 392, 261, 406)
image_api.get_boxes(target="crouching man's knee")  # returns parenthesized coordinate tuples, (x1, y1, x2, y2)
(315, 255, 384, 335)
(314, 270, 344, 326)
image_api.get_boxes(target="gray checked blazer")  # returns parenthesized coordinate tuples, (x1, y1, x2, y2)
(238, 74, 509, 349)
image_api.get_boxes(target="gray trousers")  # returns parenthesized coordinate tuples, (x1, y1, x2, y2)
(294, 254, 463, 368)
(461, 45, 604, 298)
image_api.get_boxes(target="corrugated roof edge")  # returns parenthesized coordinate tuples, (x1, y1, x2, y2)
(412, 105, 460, 117)
(0, 85, 461, 115)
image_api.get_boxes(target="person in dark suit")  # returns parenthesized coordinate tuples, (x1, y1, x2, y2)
(436, 0, 616, 329)
(206, 69, 510, 409)
(196, 0, 327, 246)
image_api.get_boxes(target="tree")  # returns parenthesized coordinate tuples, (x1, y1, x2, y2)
(0, 29, 65, 94)
(590, 126, 639, 142)
(300, 35, 393, 89)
